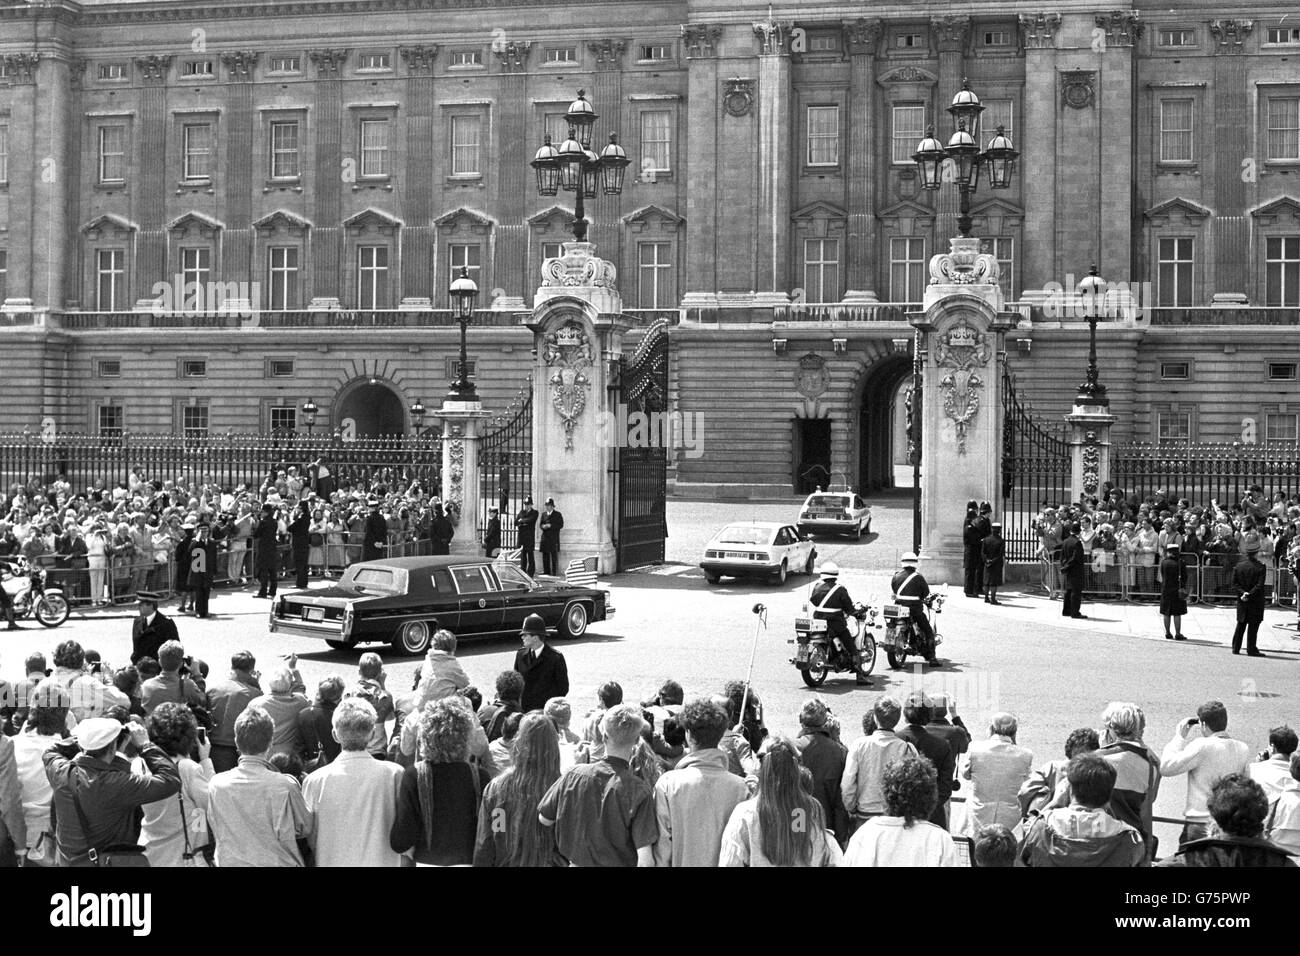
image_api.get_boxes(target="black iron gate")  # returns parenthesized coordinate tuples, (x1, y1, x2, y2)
(1000, 367, 1071, 561)
(479, 380, 532, 550)
(614, 320, 670, 570)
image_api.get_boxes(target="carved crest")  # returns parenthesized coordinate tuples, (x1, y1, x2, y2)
(542, 321, 594, 450)
(935, 323, 990, 455)
(723, 78, 754, 117)
(1062, 71, 1095, 110)
(795, 353, 829, 400)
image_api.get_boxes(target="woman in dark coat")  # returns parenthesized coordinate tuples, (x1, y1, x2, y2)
(1159, 542, 1188, 640)
(430, 504, 454, 556)
(982, 521, 1006, 605)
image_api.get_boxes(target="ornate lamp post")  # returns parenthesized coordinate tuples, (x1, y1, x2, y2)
(409, 397, 427, 435)
(1076, 265, 1109, 406)
(300, 397, 318, 437)
(912, 80, 1020, 237)
(448, 266, 479, 401)
(530, 89, 629, 242)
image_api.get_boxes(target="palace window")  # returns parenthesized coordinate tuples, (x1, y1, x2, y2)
(1266, 97, 1300, 160)
(95, 249, 126, 312)
(895, 33, 924, 49)
(269, 406, 298, 434)
(637, 242, 673, 309)
(1160, 362, 1190, 381)
(181, 404, 209, 441)
(0, 250, 6, 303)
(639, 44, 671, 61)
(889, 237, 926, 302)
(803, 239, 840, 304)
(892, 105, 925, 164)
(267, 246, 300, 310)
(97, 360, 121, 378)
(984, 237, 1014, 300)
(1157, 237, 1194, 307)
(448, 244, 481, 304)
(0, 124, 7, 184)
(182, 123, 213, 181)
(181, 359, 208, 378)
(97, 63, 127, 80)
(981, 99, 1013, 142)
(806, 106, 839, 167)
(1160, 99, 1194, 163)
(98, 405, 124, 438)
(1158, 29, 1197, 47)
(450, 50, 482, 68)
(1157, 411, 1192, 444)
(268, 55, 301, 73)
(1265, 412, 1299, 443)
(181, 60, 214, 77)
(546, 48, 577, 64)
(180, 249, 211, 311)
(360, 119, 390, 177)
(450, 115, 482, 176)
(98, 126, 125, 184)
(1266, 236, 1300, 306)
(269, 359, 296, 378)
(269, 121, 300, 179)
(357, 53, 392, 72)
(982, 30, 1011, 47)
(357, 245, 389, 310)
(1268, 362, 1298, 381)
(641, 110, 672, 174)
(1265, 27, 1300, 45)
(809, 34, 840, 52)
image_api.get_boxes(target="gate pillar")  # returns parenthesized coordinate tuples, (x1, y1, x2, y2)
(1065, 405, 1116, 505)
(528, 242, 628, 573)
(909, 238, 1020, 584)
(438, 401, 490, 555)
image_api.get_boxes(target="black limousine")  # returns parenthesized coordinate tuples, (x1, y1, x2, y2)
(268, 556, 614, 655)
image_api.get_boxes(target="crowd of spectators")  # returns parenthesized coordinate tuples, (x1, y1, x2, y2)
(1, 460, 461, 606)
(2, 631, 1296, 868)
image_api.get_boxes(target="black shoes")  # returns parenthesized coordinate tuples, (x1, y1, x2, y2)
(1070, 614, 1088, 620)
(1175, 635, 1187, 641)
(1247, 650, 1266, 657)
(1165, 632, 1173, 640)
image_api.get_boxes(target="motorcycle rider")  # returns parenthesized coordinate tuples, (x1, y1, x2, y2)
(810, 562, 869, 686)
(0, 558, 23, 629)
(891, 552, 937, 663)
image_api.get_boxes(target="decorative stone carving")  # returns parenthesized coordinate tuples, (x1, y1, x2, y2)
(795, 353, 829, 400)
(588, 39, 627, 66)
(1095, 11, 1143, 47)
(398, 44, 439, 73)
(935, 323, 991, 455)
(842, 19, 884, 55)
(446, 437, 465, 514)
(1061, 70, 1096, 110)
(542, 322, 594, 450)
(931, 16, 971, 51)
(753, 16, 794, 55)
(1017, 12, 1062, 50)
(492, 40, 531, 72)
(723, 78, 754, 117)
(1210, 19, 1253, 51)
(220, 50, 259, 80)
(1082, 431, 1101, 495)
(929, 237, 1001, 285)
(69, 57, 88, 89)
(540, 243, 618, 291)
(307, 49, 349, 77)
(1, 53, 40, 84)
(879, 65, 937, 85)
(681, 24, 723, 59)
(133, 54, 172, 82)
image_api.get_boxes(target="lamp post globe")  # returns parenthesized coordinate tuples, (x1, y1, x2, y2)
(912, 126, 947, 190)
(982, 125, 1019, 190)
(534, 90, 622, 244)
(564, 89, 598, 149)
(448, 266, 479, 401)
(598, 133, 630, 195)
(300, 397, 318, 437)
(946, 79, 985, 138)
(1076, 265, 1109, 406)
(409, 397, 427, 436)
(531, 133, 561, 196)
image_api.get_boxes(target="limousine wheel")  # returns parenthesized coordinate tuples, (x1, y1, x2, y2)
(559, 602, 588, 639)
(395, 620, 432, 656)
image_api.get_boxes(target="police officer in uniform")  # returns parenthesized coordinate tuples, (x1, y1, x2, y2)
(891, 552, 937, 663)
(1230, 535, 1268, 657)
(190, 522, 218, 618)
(254, 503, 281, 599)
(1059, 522, 1087, 619)
(810, 562, 869, 686)
(483, 507, 501, 557)
(131, 591, 179, 663)
(515, 497, 539, 576)
(962, 501, 981, 597)
(362, 497, 388, 562)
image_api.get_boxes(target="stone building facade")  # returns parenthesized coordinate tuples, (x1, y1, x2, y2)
(1, 1, 1298, 496)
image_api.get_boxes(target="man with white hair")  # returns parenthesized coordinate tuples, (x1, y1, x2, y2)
(301, 698, 405, 866)
(247, 661, 310, 759)
(959, 712, 1033, 835)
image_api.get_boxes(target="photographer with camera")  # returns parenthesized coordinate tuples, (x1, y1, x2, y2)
(139, 702, 215, 867)
(140, 641, 207, 718)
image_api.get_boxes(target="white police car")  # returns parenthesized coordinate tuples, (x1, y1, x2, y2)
(700, 521, 817, 585)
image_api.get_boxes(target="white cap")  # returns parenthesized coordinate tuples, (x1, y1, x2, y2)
(900, 552, 920, 565)
(818, 561, 840, 578)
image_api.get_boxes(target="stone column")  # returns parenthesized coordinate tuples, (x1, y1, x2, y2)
(529, 243, 627, 572)
(842, 19, 883, 304)
(1017, 13, 1060, 298)
(308, 49, 347, 308)
(0, 54, 40, 309)
(910, 238, 1018, 583)
(1209, 19, 1253, 298)
(1094, 12, 1139, 281)
(1066, 404, 1117, 503)
(439, 402, 491, 555)
(221, 52, 258, 308)
(492, 41, 531, 303)
(133, 55, 173, 304)
(400, 45, 438, 304)
(680, 24, 722, 307)
(753, 17, 794, 302)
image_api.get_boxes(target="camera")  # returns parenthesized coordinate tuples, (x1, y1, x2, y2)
(641, 708, 656, 730)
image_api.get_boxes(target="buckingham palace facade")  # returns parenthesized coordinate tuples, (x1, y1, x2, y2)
(2, 0, 1299, 496)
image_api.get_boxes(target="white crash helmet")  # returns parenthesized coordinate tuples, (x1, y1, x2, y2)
(818, 561, 841, 579)
(900, 552, 920, 566)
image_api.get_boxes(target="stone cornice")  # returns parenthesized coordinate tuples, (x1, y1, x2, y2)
(398, 44, 439, 73)
(308, 48, 349, 77)
(931, 15, 971, 53)
(220, 50, 259, 80)
(1018, 12, 1061, 51)
(1209, 18, 1253, 53)
(492, 40, 531, 73)
(681, 24, 722, 60)
(842, 19, 884, 57)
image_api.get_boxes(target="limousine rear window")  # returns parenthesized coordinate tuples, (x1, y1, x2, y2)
(452, 566, 495, 593)
(352, 568, 398, 591)
(431, 568, 456, 595)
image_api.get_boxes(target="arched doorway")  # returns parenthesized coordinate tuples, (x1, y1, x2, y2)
(858, 355, 914, 493)
(335, 380, 406, 437)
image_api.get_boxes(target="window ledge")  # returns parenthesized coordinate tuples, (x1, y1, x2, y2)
(352, 178, 394, 191)
(803, 165, 842, 176)
(95, 181, 127, 192)
(263, 179, 304, 193)
(176, 181, 214, 195)
(1156, 162, 1198, 173)
(445, 175, 484, 187)
(1264, 159, 1300, 168)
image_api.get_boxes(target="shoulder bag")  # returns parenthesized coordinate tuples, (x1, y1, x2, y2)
(67, 772, 151, 868)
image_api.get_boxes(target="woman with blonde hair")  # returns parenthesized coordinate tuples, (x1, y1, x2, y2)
(474, 713, 564, 866)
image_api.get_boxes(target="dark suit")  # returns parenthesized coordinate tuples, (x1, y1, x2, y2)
(363, 511, 388, 562)
(288, 510, 311, 588)
(513, 643, 569, 712)
(964, 513, 990, 596)
(430, 515, 454, 555)
(483, 517, 501, 557)
(982, 531, 1005, 601)
(189, 538, 218, 617)
(254, 514, 280, 597)
(132, 611, 180, 664)
(515, 507, 538, 576)
(540, 508, 565, 576)
(898, 723, 955, 829)
(1059, 534, 1086, 617)
(1230, 554, 1268, 653)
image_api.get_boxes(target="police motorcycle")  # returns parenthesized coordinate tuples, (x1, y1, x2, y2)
(790, 573, 878, 687)
(2, 557, 71, 627)
(879, 588, 945, 669)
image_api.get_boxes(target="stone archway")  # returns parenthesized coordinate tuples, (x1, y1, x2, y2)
(335, 379, 407, 437)
(857, 354, 914, 493)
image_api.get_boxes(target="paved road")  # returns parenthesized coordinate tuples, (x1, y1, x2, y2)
(7, 494, 1297, 849)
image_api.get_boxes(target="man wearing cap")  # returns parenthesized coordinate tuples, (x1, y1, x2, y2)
(362, 497, 388, 562)
(254, 503, 281, 599)
(1229, 536, 1268, 656)
(43, 716, 181, 866)
(982, 521, 1006, 605)
(131, 591, 180, 664)
(175, 518, 198, 614)
(540, 498, 565, 576)
(189, 521, 218, 618)
(1059, 522, 1087, 619)
(516, 497, 539, 576)
(962, 501, 981, 597)
(483, 507, 501, 558)
(288, 500, 312, 589)
(810, 562, 869, 685)
(513, 614, 569, 712)
(891, 553, 937, 662)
